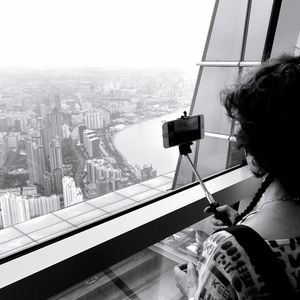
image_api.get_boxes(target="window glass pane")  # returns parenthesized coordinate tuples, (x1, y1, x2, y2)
(271, 0, 300, 57)
(205, 0, 248, 61)
(175, 66, 245, 187)
(50, 217, 213, 300)
(192, 67, 238, 134)
(0, 0, 215, 246)
(244, 0, 273, 61)
(196, 137, 230, 178)
(174, 146, 196, 187)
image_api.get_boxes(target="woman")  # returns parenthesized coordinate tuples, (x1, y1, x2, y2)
(174, 54, 300, 299)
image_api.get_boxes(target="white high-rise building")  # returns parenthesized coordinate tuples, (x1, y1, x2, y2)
(85, 112, 102, 129)
(62, 176, 83, 207)
(0, 194, 31, 228)
(28, 195, 60, 218)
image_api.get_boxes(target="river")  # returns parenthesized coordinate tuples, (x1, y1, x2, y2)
(114, 112, 184, 176)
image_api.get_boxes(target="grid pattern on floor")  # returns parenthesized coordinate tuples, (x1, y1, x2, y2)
(0, 172, 174, 259)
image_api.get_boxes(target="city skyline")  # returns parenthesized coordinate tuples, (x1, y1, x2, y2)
(0, 67, 193, 229)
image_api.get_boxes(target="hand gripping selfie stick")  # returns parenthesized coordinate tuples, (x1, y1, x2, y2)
(178, 115, 232, 227)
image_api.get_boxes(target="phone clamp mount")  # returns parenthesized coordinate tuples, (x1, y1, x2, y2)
(178, 129, 232, 227)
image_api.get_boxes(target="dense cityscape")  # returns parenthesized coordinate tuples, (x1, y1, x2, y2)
(0, 68, 193, 229)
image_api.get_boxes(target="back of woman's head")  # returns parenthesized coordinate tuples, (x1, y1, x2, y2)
(222, 54, 300, 198)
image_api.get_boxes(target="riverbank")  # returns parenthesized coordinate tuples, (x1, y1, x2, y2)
(113, 111, 184, 176)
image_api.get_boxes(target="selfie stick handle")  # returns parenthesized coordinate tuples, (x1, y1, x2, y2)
(180, 144, 232, 227)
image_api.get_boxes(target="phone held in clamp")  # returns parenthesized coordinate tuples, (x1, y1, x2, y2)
(162, 112, 232, 227)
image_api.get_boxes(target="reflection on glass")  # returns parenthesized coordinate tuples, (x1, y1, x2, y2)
(196, 136, 230, 178)
(175, 67, 243, 187)
(205, 0, 247, 61)
(244, 0, 273, 61)
(271, 0, 300, 58)
(192, 67, 238, 135)
(50, 218, 212, 300)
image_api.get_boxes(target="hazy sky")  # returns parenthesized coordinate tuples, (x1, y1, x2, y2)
(0, 0, 214, 69)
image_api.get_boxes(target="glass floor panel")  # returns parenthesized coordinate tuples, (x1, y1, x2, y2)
(50, 217, 212, 300)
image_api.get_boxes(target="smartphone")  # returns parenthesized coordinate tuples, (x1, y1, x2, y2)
(162, 114, 204, 148)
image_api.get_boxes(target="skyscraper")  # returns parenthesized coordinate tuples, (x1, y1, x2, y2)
(53, 168, 63, 195)
(43, 172, 53, 196)
(47, 108, 63, 138)
(49, 137, 63, 174)
(0, 194, 31, 228)
(62, 176, 83, 207)
(40, 120, 55, 158)
(85, 112, 102, 129)
(25, 137, 46, 186)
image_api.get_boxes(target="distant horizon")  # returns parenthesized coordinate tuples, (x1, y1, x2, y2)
(0, 0, 213, 69)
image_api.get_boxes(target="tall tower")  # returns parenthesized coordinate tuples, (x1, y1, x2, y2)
(43, 172, 52, 196)
(25, 137, 46, 185)
(40, 120, 55, 158)
(47, 108, 63, 138)
(0, 194, 31, 228)
(49, 137, 63, 174)
(52, 168, 63, 195)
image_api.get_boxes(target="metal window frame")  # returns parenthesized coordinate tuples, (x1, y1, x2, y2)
(173, 0, 282, 187)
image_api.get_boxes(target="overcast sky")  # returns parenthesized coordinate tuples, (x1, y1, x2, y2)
(0, 0, 214, 69)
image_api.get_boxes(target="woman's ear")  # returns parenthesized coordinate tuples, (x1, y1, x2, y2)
(245, 152, 265, 177)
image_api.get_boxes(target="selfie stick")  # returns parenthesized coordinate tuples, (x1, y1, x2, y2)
(179, 142, 232, 227)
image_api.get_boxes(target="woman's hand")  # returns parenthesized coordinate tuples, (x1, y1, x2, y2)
(174, 262, 198, 298)
(204, 205, 239, 231)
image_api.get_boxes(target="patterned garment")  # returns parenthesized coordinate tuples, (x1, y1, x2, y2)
(194, 230, 300, 299)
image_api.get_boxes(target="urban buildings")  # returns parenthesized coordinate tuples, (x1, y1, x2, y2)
(86, 159, 122, 196)
(0, 68, 183, 231)
(62, 176, 83, 207)
(85, 108, 110, 129)
(0, 194, 30, 228)
(0, 192, 61, 227)
(28, 195, 60, 218)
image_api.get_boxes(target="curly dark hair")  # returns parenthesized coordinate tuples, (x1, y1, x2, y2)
(221, 54, 300, 222)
